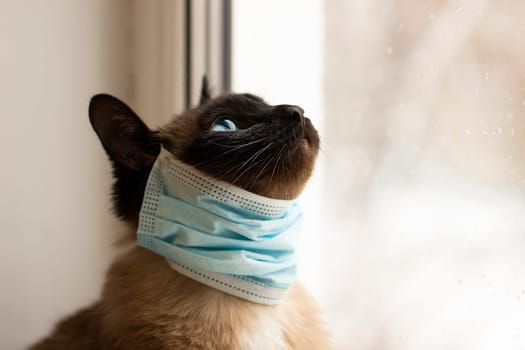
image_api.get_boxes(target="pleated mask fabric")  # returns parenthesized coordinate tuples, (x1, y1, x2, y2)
(137, 148, 302, 304)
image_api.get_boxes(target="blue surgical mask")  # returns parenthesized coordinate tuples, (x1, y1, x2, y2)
(137, 148, 302, 304)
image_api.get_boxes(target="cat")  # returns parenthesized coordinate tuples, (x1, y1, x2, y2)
(29, 79, 331, 350)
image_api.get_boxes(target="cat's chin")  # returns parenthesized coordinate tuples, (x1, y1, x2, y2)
(298, 137, 316, 157)
(299, 138, 311, 153)
(303, 117, 319, 143)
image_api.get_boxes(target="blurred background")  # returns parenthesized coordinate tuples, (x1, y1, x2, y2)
(2, 0, 525, 349)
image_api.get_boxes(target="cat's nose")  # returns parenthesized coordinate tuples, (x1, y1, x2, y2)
(276, 105, 304, 123)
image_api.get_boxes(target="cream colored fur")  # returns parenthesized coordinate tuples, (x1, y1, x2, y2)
(31, 236, 331, 349)
(98, 244, 331, 349)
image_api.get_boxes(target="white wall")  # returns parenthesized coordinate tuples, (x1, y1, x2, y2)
(0, 1, 132, 349)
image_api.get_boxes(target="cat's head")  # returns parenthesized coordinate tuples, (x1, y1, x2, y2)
(89, 78, 320, 224)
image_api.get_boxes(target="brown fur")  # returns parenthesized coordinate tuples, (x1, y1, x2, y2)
(31, 241, 330, 349)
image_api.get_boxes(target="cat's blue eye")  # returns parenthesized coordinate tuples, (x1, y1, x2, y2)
(212, 118, 238, 132)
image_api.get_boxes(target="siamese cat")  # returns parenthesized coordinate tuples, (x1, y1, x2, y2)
(30, 79, 330, 349)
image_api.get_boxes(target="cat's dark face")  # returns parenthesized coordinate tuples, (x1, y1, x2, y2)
(160, 92, 319, 199)
(89, 80, 319, 224)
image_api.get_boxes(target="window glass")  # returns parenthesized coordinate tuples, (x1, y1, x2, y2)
(234, 1, 525, 349)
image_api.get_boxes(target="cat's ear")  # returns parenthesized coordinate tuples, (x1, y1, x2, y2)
(89, 94, 159, 170)
(199, 76, 211, 105)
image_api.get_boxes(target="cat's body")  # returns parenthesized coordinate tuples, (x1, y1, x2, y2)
(32, 246, 329, 349)
(30, 81, 330, 349)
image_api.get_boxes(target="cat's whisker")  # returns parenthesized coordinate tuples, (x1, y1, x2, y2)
(230, 143, 273, 183)
(246, 145, 285, 191)
(253, 150, 278, 184)
(268, 145, 286, 186)
(228, 144, 271, 179)
(190, 137, 271, 168)
(221, 146, 269, 176)
(217, 137, 269, 149)
(221, 149, 264, 178)
(231, 157, 267, 184)
(275, 148, 287, 182)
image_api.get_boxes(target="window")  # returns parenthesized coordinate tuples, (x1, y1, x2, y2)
(232, 1, 525, 349)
